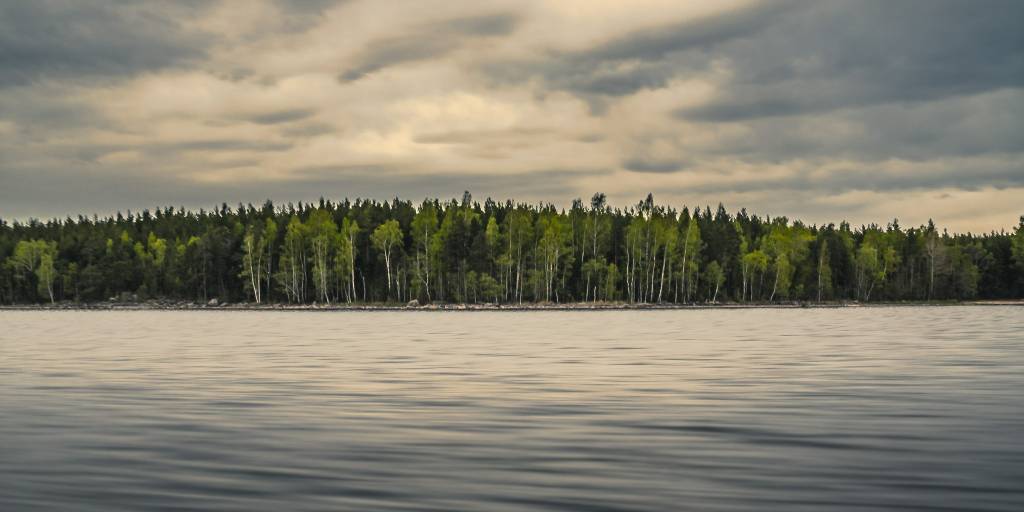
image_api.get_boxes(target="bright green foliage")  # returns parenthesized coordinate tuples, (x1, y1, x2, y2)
(240, 225, 267, 303)
(276, 215, 307, 303)
(604, 262, 620, 301)
(36, 251, 57, 303)
(678, 217, 702, 302)
(0, 197, 1021, 305)
(703, 260, 725, 302)
(816, 239, 832, 301)
(855, 244, 880, 301)
(411, 202, 440, 302)
(6, 239, 58, 303)
(306, 209, 337, 304)
(336, 218, 360, 302)
(741, 250, 769, 301)
(1013, 217, 1024, 276)
(536, 211, 570, 302)
(372, 219, 403, 300)
(504, 208, 533, 303)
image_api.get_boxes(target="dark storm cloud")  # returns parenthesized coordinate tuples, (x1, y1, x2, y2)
(622, 157, 690, 174)
(285, 165, 611, 202)
(152, 139, 293, 154)
(248, 109, 316, 125)
(676, 0, 1024, 122)
(413, 128, 552, 145)
(482, 1, 792, 98)
(0, 1, 212, 88)
(264, 0, 348, 33)
(2, 0, 1021, 230)
(579, 1, 788, 63)
(280, 122, 336, 138)
(702, 89, 1024, 164)
(680, 160, 1024, 196)
(479, 0, 1022, 124)
(817, 163, 1024, 194)
(0, 86, 105, 132)
(0, 163, 608, 221)
(339, 13, 520, 82)
(272, 0, 342, 14)
(26, 139, 294, 165)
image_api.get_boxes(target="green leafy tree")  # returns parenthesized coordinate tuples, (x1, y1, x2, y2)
(411, 202, 439, 302)
(0, 195, 1021, 306)
(536, 211, 570, 302)
(275, 216, 307, 303)
(371, 219, 403, 300)
(335, 217, 360, 302)
(307, 209, 337, 304)
(704, 260, 725, 302)
(678, 216, 701, 302)
(36, 250, 57, 303)
(816, 239, 832, 301)
(6, 240, 58, 303)
(240, 225, 268, 303)
(741, 250, 768, 301)
(1012, 216, 1024, 288)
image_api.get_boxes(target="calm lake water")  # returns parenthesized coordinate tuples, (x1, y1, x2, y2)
(1, 307, 1022, 511)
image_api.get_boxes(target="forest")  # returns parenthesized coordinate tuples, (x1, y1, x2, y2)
(2, 193, 1023, 305)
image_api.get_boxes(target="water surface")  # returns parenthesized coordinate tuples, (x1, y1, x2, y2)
(2, 307, 1022, 511)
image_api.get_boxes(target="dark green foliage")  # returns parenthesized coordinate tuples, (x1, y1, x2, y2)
(1, 196, 1021, 304)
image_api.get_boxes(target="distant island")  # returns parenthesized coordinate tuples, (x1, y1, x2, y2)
(3, 193, 1023, 306)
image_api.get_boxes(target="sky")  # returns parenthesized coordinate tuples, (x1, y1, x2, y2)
(1, 0, 1022, 232)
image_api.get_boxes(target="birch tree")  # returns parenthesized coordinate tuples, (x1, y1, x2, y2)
(240, 224, 267, 303)
(308, 210, 337, 304)
(372, 219, 403, 300)
(704, 260, 724, 302)
(274, 215, 307, 303)
(7, 240, 57, 303)
(412, 202, 439, 302)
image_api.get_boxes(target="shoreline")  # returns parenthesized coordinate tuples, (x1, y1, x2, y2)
(1, 300, 1021, 311)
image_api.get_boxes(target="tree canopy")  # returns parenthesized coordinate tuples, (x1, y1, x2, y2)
(2, 196, 1022, 305)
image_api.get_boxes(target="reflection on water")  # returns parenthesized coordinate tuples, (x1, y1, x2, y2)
(1, 307, 1022, 511)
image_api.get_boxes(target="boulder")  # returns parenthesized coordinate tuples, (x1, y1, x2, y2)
(207, 298, 219, 307)
(406, 299, 420, 308)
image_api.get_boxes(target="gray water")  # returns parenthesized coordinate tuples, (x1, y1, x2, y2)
(1, 307, 1022, 511)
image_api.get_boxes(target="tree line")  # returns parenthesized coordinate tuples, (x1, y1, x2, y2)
(2, 193, 1023, 305)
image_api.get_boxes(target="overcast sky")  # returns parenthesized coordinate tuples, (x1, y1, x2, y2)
(1, 0, 1022, 232)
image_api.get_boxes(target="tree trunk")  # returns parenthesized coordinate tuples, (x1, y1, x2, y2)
(384, 244, 392, 298)
(816, 261, 822, 303)
(657, 244, 669, 302)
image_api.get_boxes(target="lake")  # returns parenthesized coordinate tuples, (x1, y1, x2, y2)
(1, 307, 1022, 511)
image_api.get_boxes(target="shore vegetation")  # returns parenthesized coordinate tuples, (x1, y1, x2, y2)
(3, 193, 1023, 305)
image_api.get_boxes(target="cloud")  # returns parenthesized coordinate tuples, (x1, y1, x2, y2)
(481, 1, 790, 99)
(0, 161, 608, 221)
(675, 1, 1024, 121)
(0, 0, 1022, 232)
(248, 108, 316, 125)
(339, 12, 520, 82)
(691, 88, 1024, 165)
(674, 156, 1024, 196)
(151, 139, 293, 155)
(0, 1, 212, 87)
(272, 0, 343, 14)
(622, 157, 690, 174)
(413, 127, 552, 145)
(280, 122, 336, 138)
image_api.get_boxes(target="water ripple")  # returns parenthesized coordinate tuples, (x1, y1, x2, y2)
(1, 307, 1022, 511)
